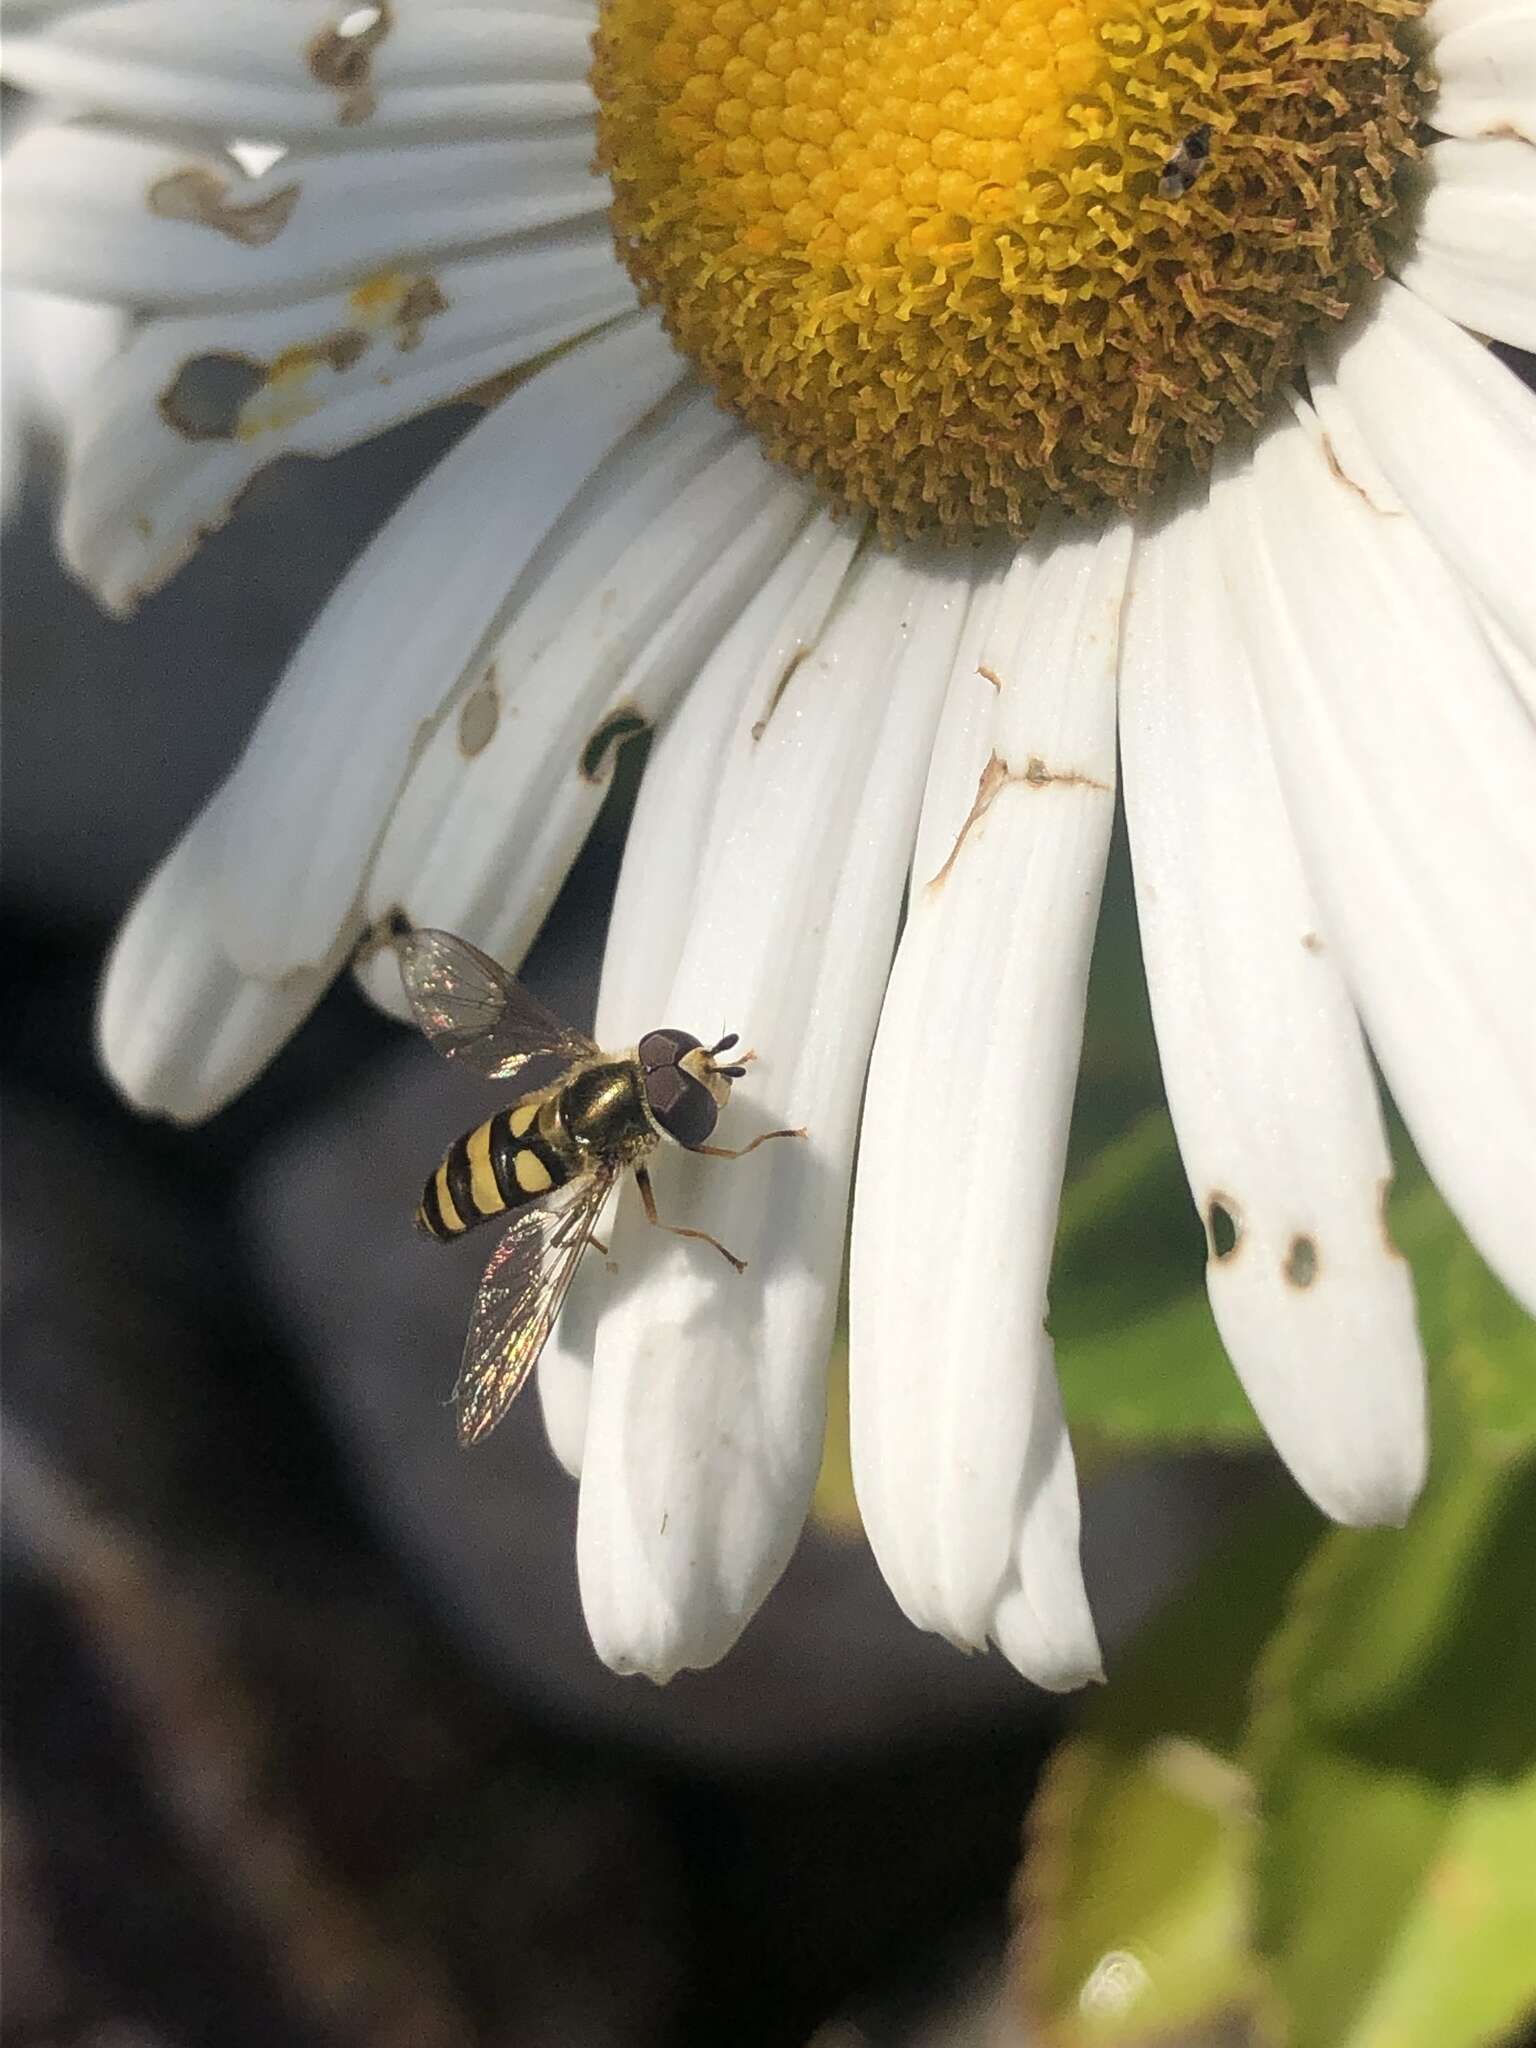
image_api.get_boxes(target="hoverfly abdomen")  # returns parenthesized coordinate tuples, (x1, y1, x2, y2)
(416, 1098, 573, 1240)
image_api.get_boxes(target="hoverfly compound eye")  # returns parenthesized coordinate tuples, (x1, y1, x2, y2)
(638, 1027, 702, 1072)
(643, 1059, 720, 1149)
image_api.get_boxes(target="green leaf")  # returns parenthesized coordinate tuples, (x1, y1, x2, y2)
(1052, 1113, 1263, 1452)
(1023, 1171, 1536, 2048)
(1018, 1491, 1320, 2045)
(1387, 1173, 1536, 1465)
(1252, 1194, 1536, 2048)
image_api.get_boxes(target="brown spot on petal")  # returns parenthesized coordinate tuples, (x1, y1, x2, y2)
(457, 671, 500, 759)
(1206, 1194, 1242, 1262)
(976, 664, 1004, 691)
(459, 367, 527, 409)
(395, 277, 448, 353)
(927, 748, 1111, 890)
(926, 752, 1010, 891)
(1300, 930, 1324, 954)
(308, 2, 393, 125)
(1020, 755, 1109, 792)
(322, 330, 369, 372)
(580, 705, 650, 783)
(148, 168, 300, 246)
(158, 353, 267, 440)
(1283, 1234, 1319, 1288)
(1318, 429, 1401, 517)
(751, 647, 810, 741)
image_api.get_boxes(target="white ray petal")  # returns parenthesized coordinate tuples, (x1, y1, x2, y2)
(362, 441, 818, 984)
(62, 231, 636, 612)
(1394, 136, 1536, 350)
(1120, 498, 1427, 1525)
(575, 542, 970, 1681)
(1309, 282, 1536, 707)
(1425, 0, 1531, 40)
(593, 518, 872, 1049)
(3, 3, 595, 145)
(1471, 594, 1536, 709)
(1, 119, 603, 309)
(351, 387, 734, 1012)
(1212, 405, 1536, 1314)
(849, 523, 1125, 1691)
(98, 812, 339, 1121)
(536, 513, 867, 1476)
(203, 316, 683, 983)
(1428, 6, 1536, 142)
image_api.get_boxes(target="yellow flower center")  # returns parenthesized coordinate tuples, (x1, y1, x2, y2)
(595, 0, 1424, 536)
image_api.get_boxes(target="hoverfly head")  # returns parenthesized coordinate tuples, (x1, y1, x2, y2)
(637, 1028, 754, 1147)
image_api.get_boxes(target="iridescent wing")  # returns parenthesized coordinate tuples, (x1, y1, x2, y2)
(395, 926, 596, 1084)
(452, 1169, 616, 1445)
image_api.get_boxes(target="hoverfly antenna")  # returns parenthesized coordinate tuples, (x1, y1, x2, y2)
(709, 1032, 740, 1057)
(716, 1064, 747, 1081)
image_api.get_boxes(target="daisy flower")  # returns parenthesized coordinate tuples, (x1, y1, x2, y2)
(5, 0, 1533, 1690)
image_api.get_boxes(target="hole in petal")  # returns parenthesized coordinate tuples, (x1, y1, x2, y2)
(158, 353, 267, 441)
(148, 168, 300, 247)
(1284, 1234, 1319, 1288)
(580, 707, 650, 784)
(309, 1, 392, 124)
(1207, 1195, 1242, 1262)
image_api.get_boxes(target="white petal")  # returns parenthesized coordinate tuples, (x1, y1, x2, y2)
(576, 541, 969, 1680)
(850, 522, 1128, 1691)
(351, 386, 733, 1011)
(98, 812, 337, 1121)
(1429, 5, 1536, 143)
(1394, 136, 1536, 349)
(1471, 592, 1536, 709)
(207, 316, 684, 983)
(1120, 496, 1427, 1526)
(536, 512, 867, 1477)
(1309, 281, 1536, 706)
(1425, 0, 1529, 40)
(62, 231, 635, 611)
(1, 285, 124, 438)
(361, 432, 818, 983)
(1, 118, 603, 308)
(3, 2, 595, 144)
(1212, 406, 1536, 1314)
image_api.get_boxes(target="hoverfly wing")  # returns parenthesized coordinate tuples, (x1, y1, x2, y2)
(395, 927, 596, 1083)
(452, 1169, 616, 1444)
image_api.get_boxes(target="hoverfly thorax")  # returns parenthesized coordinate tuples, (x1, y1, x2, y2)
(637, 1029, 748, 1150)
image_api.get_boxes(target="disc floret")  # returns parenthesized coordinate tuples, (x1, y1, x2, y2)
(596, 0, 1425, 536)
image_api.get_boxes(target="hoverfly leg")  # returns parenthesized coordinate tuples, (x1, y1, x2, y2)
(634, 1165, 747, 1274)
(692, 1126, 806, 1160)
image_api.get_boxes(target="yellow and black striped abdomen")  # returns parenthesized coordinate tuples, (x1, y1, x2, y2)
(416, 1097, 571, 1241)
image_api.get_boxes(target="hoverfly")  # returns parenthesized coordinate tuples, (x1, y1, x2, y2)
(1158, 124, 1213, 199)
(396, 927, 803, 1445)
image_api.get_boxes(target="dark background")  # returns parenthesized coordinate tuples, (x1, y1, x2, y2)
(2, 406, 1230, 2048)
